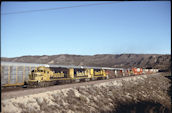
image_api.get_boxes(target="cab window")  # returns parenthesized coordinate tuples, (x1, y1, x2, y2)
(38, 70, 43, 72)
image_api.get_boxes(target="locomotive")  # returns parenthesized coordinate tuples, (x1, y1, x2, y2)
(27, 66, 107, 87)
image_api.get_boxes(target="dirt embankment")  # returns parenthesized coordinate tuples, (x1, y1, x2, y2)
(1, 73, 171, 113)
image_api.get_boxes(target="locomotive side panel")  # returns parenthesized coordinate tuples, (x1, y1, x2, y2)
(49, 67, 69, 79)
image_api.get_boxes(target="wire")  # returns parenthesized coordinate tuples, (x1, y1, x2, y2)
(1, 2, 121, 15)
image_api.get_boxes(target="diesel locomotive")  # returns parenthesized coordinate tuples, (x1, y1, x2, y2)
(27, 66, 108, 87)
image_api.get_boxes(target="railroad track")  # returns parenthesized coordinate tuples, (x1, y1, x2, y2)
(1, 74, 159, 100)
(1, 75, 135, 93)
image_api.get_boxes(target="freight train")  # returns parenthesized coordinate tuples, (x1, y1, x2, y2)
(1, 62, 159, 88)
(27, 66, 159, 87)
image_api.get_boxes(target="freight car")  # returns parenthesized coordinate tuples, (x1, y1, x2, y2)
(27, 66, 108, 87)
(131, 68, 143, 75)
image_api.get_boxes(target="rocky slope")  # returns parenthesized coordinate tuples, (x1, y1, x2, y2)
(1, 54, 171, 71)
(1, 73, 171, 113)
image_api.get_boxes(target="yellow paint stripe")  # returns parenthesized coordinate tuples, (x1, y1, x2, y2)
(3, 83, 24, 87)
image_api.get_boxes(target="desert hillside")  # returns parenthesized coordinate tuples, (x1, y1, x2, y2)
(1, 54, 171, 71)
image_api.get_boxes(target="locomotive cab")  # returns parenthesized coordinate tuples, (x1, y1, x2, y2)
(28, 66, 52, 83)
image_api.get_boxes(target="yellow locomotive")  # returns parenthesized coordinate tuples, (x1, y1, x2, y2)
(27, 66, 107, 87)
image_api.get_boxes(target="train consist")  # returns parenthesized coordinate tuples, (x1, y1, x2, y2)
(1, 62, 159, 88)
(27, 66, 159, 87)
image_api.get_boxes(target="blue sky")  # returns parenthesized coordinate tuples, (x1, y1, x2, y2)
(1, 1, 171, 58)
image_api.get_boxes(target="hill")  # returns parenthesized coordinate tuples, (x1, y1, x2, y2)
(1, 54, 171, 71)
